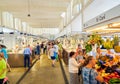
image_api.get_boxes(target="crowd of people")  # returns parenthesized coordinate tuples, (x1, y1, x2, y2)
(0, 41, 107, 84)
(23, 41, 60, 69)
(0, 41, 61, 84)
(69, 44, 105, 84)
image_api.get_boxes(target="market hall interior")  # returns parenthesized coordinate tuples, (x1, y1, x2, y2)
(0, 0, 120, 84)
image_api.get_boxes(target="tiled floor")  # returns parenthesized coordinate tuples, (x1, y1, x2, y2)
(9, 55, 65, 84)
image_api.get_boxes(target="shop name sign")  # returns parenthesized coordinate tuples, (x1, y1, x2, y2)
(96, 14, 106, 22)
(83, 5, 120, 29)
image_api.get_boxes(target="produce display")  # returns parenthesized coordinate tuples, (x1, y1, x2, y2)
(114, 46, 120, 53)
(96, 54, 120, 83)
(85, 33, 104, 53)
(59, 33, 120, 84)
(113, 34, 119, 47)
(103, 38, 114, 49)
(109, 78, 120, 84)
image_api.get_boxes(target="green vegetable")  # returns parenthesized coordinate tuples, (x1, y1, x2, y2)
(109, 78, 120, 84)
(85, 44, 92, 53)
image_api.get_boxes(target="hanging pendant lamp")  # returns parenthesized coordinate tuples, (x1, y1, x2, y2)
(27, 0, 31, 17)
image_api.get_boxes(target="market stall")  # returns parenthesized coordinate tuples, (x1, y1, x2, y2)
(57, 33, 87, 65)
(7, 49, 35, 67)
(85, 33, 120, 84)
(95, 53, 120, 83)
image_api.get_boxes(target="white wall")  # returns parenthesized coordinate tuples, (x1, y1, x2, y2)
(32, 28, 59, 35)
(3, 27, 14, 32)
(4, 34, 16, 49)
(58, 13, 82, 37)
(0, 26, 3, 32)
(71, 14, 82, 32)
(66, 24, 71, 35)
(0, 11, 1, 26)
(83, 0, 120, 23)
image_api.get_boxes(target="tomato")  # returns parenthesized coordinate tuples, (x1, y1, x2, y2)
(111, 73, 115, 77)
(112, 77, 117, 79)
(109, 75, 113, 78)
(106, 77, 110, 80)
(114, 72, 118, 75)
(116, 75, 120, 78)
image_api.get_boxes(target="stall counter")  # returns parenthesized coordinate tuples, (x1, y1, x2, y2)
(8, 53, 24, 67)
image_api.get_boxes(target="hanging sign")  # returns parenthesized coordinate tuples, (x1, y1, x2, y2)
(83, 5, 120, 29)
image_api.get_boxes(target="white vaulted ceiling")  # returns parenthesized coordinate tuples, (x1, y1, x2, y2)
(0, 0, 70, 28)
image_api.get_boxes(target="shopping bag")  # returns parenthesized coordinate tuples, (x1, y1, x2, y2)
(3, 77, 9, 84)
(54, 52, 58, 60)
(55, 54, 58, 60)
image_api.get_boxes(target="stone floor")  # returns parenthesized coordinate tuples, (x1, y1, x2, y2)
(7, 67, 25, 84)
(61, 59, 69, 83)
(7, 55, 65, 84)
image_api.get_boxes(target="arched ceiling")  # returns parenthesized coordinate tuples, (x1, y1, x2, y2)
(0, 0, 70, 28)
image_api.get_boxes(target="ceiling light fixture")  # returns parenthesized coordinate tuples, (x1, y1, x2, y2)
(86, 25, 108, 32)
(108, 23, 120, 28)
(27, 0, 31, 17)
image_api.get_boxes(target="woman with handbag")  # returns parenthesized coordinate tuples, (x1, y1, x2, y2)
(82, 56, 104, 84)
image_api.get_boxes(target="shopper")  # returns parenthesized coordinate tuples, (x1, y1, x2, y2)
(0, 45, 11, 72)
(28, 45, 33, 65)
(76, 50, 84, 63)
(0, 53, 7, 84)
(54, 42, 59, 61)
(82, 49, 88, 59)
(41, 42, 44, 54)
(47, 43, 51, 59)
(43, 43, 47, 54)
(82, 56, 104, 84)
(76, 50, 84, 83)
(96, 47, 102, 59)
(23, 45, 32, 69)
(76, 44, 82, 56)
(49, 43, 56, 67)
(36, 43, 40, 59)
(69, 51, 81, 84)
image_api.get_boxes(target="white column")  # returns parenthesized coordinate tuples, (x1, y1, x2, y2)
(0, 26, 3, 32)
(0, 11, 1, 26)
(22, 22, 27, 33)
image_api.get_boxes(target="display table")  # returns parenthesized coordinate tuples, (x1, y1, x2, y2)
(8, 53, 35, 67)
(62, 47, 76, 65)
(62, 48, 69, 65)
